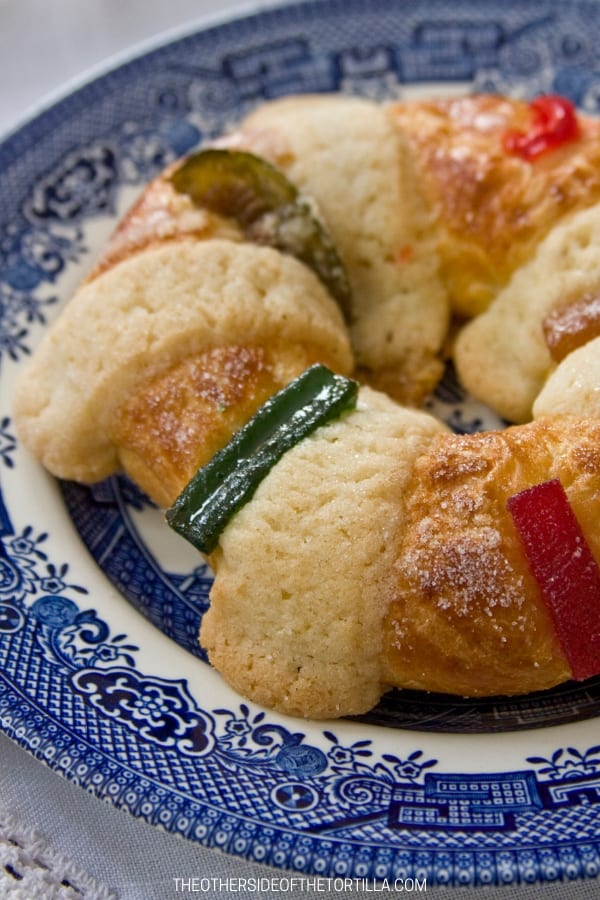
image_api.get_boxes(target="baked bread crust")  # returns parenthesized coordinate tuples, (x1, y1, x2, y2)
(12, 92, 600, 719)
(201, 388, 447, 718)
(533, 334, 600, 420)
(389, 94, 600, 317)
(203, 406, 600, 718)
(13, 239, 352, 492)
(454, 203, 600, 422)
(111, 340, 328, 507)
(382, 417, 600, 697)
(233, 94, 449, 404)
(85, 167, 242, 281)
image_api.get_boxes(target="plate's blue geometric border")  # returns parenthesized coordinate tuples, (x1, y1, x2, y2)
(5, 0, 600, 363)
(1, 0, 600, 886)
(1, 461, 600, 885)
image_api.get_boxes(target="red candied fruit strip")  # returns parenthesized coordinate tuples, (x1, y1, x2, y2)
(503, 95, 580, 161)
(507, 478, 600, 681)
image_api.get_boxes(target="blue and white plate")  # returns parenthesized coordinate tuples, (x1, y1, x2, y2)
(1, 0, 600, 888)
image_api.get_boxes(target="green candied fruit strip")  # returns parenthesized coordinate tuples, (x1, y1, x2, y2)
(165, 364, 359, 555)
(169, 148, 352, 321)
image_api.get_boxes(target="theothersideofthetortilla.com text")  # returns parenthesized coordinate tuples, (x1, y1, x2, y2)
(173, 875, 428, 893)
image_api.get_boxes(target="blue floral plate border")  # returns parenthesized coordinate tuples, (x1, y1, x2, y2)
(1, 0, 600, 887)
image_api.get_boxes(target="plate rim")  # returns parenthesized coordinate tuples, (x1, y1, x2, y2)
(1, 0, 600, 886)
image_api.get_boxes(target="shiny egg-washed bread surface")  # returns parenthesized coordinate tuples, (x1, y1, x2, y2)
(233, 93, 449, 404)
(12, 91, 600, 719)
(389, 94, 600, 317)
(201, 388, 447, 719)
(85, 166, 243, 281)
(202, 410, 600, 718)
(454, 203, 600, 423)
(112, 340, 328, 508)
(12, 239, 352, 492)
(383, 416, 600, 698)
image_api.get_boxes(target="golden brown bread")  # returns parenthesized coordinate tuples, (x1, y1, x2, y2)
(204, 409, 600, 718)
(454, 203, 600, 422)
(60, 156, 351, 505)
(85, 165, 243, 282)
(111, 340, 327, 507)
(389, 94, 600, 317)
(12, 98, 451, 501)
(12, 92, 600, 720)
(12, 239, 352, 500)
(231, 93, 449, 404)
(382, 417, 596, 698)
(93, 96, 452, 408)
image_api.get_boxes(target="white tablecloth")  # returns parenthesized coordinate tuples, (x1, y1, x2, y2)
(0, 1, 599, 897)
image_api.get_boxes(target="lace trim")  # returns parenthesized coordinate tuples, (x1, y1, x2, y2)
(0, 810, 118, 900)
